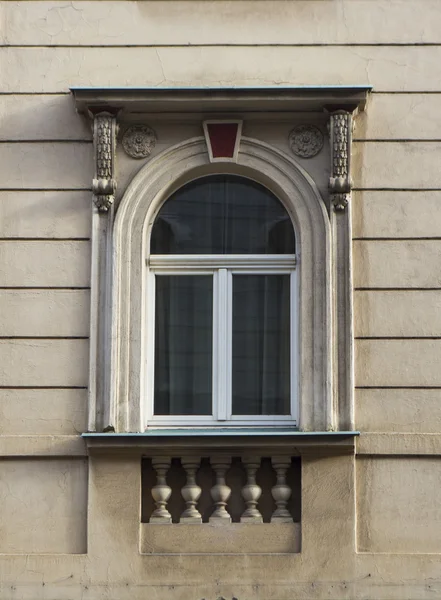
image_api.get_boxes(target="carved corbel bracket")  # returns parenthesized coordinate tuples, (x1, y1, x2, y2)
(92, 112, 118, 212)
(328, 110, 353, 212)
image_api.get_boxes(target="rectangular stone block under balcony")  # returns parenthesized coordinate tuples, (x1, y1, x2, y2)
(140, 455, 301, 554)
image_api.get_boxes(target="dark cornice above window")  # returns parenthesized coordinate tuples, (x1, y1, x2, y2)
(71, 85, 371, 116)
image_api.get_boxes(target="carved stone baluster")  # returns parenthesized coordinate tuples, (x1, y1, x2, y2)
(209, 457, 232, 522)
(240, 456, 263, 522)
(150, 457, 172, 523)
(180, 457, 202, 523)
(271, 456, 293, 523)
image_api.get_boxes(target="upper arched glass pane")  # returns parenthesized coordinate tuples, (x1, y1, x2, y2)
(150, 175, 295, 254)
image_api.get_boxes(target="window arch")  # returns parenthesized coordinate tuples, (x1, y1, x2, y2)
(150, 175, 295, 255)
(109, 137, 335, 433)
(147, 174, 297, 426)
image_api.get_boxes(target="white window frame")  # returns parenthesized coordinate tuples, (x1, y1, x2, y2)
(145, 253, 298, 427)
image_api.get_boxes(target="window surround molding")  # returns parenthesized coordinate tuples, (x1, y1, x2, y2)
(72, 86, 371, 437)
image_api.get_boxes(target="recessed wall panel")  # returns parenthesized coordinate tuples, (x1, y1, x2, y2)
(357, 457, 441, 553)
(0, 459, 87, 554)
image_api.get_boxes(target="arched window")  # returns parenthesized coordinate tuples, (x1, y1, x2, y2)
(146, 175, 298, 426)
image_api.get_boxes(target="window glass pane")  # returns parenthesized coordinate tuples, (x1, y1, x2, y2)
(154, 275, 213, 415)
(151, 175, 295, 255)
(232, 275, 290, 415)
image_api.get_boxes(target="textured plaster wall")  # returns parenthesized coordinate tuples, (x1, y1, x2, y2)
(0, 1, 441, 599)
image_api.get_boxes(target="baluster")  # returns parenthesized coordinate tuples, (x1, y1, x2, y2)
(180, 456, 202, 523)
(271, 456, 293, 523)
(240, 455, 263, 522)
(209, 457, 232, 522)
(150, 456, 172, 523)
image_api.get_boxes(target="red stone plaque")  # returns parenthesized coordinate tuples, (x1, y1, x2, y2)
(203, 120, 242, 162)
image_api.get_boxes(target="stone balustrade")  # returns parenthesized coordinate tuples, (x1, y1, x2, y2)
(143, 455, 299, 525)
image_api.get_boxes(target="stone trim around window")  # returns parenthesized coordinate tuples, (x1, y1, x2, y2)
(72, 86, 370, 437)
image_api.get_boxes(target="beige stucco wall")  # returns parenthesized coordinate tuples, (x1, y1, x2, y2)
(1, 1, 441, 598)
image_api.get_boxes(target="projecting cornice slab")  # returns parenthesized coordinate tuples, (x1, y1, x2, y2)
(71, 85, 371, 116)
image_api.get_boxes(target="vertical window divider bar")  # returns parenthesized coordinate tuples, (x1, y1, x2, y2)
(226, 270, 233, 421)
(216, 268, 229, 421)
(290, 268, 298, 424)
(212, 271, 219, 421)
(145, 271, 156, 428)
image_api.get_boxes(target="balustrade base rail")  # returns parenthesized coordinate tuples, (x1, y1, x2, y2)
(140, 521, 301, 554)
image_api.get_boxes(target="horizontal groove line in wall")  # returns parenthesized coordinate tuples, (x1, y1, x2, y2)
(1, 92, 440, 97)
(11, 140, 441, 146)
(353, 139, 441, 143)
(0, 190, 89, 194)
(355, 288, 441, 292)
(0, 386, 87, 390)
(0, 140, 92, 144)
(372, 91, 441, 94)
(0, 238, 90, 242)
(353, 190, 441, 194)
(356, 386, 441, 390)
(4, 142, 441, 149)
(353, 237, 441, 242)
(354, 455, 439, 460)
(5, 43, 441, 48)
(0, 337, 89, 341)
(355, 336, 441, 341)
(352, 188, 441, 192)
(1, 91, 441, 97)
(4, 92, 441, 98)
(0, 92, 71, 96)
(354, 287, 441, 291)
(0, 287, 91, 291)
(0, 189, 92, 193)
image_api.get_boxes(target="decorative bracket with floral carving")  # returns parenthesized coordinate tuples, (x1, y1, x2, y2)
(328, 110, 353, 211)
(92, 112, 118, 212)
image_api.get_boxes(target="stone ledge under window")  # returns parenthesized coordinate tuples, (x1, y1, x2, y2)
(82, 430, 359, 456)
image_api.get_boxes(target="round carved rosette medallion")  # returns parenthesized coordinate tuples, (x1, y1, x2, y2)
(288, 125, 324, 159)
(122, 125, 157, 159)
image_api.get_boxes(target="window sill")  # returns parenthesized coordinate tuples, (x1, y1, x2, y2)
(82, 430, 359, 456)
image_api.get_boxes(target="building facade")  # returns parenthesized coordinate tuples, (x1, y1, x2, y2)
(1, 2, 441, 599)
